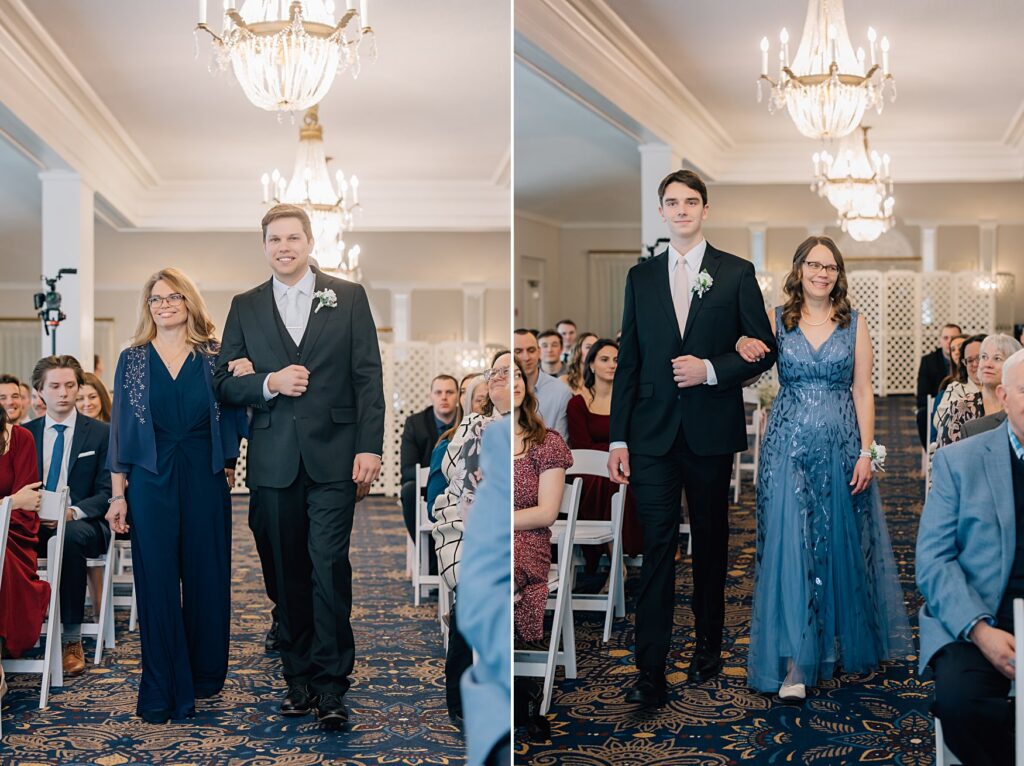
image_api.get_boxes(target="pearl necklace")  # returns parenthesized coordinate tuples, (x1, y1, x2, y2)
(801, 303, 833, 327)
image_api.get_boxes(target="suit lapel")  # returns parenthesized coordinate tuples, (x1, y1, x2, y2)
(30, 420, 43, 472)
(650, 252, 682, 346)
(983, 434, 1016, 585)
(681, 244, 723, 348)
(67, 416, 88, 476)
(300, 268, 332, 354)
(255, 279, 292, 367)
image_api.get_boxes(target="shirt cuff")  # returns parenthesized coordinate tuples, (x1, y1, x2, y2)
(609, 441, 628, 452)
(963, 614, 996, 642)
(71, 506, 85, 521)
(703, 359, 718, 386)
(262, 375, 278, 401)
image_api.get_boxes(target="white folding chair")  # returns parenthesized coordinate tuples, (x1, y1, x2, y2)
(3, 487, 70, 709)
(513, 477, 583, 715)
(0, 496, 12, 737)
(732, 387, 762, 503)
(678, 492, 693, 557)
(412, 465, 439, 606)
(563, 449, 627, 643)
(111, 538, 138, 632)
(438, 574, 455, 650)
(80, 532, 116, 664)
(923, 394, 934, 478)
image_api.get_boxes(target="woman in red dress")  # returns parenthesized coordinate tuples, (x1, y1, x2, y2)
(566, 339, 643, 577)
(0, 403, 49, 694)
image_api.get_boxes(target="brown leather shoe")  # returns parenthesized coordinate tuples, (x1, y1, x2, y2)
(62, 641, 86, 676)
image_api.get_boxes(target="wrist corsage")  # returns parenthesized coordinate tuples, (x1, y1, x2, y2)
(859, 441, 887, 472)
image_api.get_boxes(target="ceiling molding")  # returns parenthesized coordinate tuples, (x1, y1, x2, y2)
(492, 146, 512, 187)
(514, 209, 563, 228)
(1005, 101, 1024, 149)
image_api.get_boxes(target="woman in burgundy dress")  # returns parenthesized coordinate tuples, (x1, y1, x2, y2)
(0, 404, 49, 692)
(513, 356, 572, 643)
(566, 339, 643, 576)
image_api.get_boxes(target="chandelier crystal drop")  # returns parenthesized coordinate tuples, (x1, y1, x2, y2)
(196, 0, 376, 114)
(261, 105, 364, 281)
(757, 0, 894, 139)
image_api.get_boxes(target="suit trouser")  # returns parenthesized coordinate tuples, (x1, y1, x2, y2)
(37, 519, 108, 627)
(253, 459, 357, 695)
(247, 489, 279, 623)
(629, 426, 734, 681)
(445, 593, 473, 716)
(931, 640, 1014, 766)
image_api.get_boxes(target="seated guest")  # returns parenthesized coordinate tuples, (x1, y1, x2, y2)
(916, 323, 961, 447)
(917, 347, 1024, 765)
(29, 387, 47, 421)
(566, 339, 643, 578)
(930, 333, 969, 441)
(0, 375, 25, 426)
(76, 372, 112, 423)
(514, 329, 571, 441)
(400, 375, 459, 543)
(559, 332, 598, 396)
(26, 355, 111, 676)
(465, 374, 490, 415)
(432, 351, 510, 725)
(0, 397, 48, 680)
(942, 334, 1021, 446)
(18, 383, 33, 423)
(538, 330, 565, 377)
(934, 334, 985, 446)
(556, 319, 578, 364)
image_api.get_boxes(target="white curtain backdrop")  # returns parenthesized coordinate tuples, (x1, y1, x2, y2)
(588, 251, 638, 338)
(0, 319, 115, 387)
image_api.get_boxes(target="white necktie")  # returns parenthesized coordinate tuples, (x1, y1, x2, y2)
(284, 286, 304, 345)
(672, 258, 690, 338)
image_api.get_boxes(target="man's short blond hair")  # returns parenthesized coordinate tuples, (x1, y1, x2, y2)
(261, 204, 313, 241)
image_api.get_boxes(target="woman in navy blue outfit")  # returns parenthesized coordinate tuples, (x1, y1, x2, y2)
(106, 267, 247, 723)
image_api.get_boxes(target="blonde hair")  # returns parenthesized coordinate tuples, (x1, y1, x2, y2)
(132, 268, 218, 353)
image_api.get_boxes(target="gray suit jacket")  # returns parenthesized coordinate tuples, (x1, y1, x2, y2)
(916, 425, 1017, 670)
(961, 410, 1007, 439)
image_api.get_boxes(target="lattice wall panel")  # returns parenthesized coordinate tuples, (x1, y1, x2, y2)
(921, 274, 954, 339)
(955, 273, 996, 337)
(884, 272, 922, 394)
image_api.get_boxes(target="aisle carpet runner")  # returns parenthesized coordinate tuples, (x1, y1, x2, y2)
(517, 396, 935, 765)
(2, 497, 462, 765)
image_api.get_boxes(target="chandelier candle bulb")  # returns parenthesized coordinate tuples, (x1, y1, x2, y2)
(360, 0, 368, 28)
(350, 176, 359, 204)
(261, 173, 270, 203)
(881, 36, 890, 75)
(199, 0, 207, 25)
(761, 37, 769, 76)
(780, 27, 789, 66)
(868, 26, 877, 65)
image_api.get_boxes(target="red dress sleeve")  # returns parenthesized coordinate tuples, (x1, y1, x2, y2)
(9, 426, 39, 510)
(567, 394, 600, 450)
(535, 430, 573, 474)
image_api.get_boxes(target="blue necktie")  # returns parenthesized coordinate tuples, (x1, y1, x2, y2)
(45, 424, 67, 492)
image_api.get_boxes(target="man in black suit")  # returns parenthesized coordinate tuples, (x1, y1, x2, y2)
(609, 170, 777, 707)
(916, 323, 960, 447)
(399, 374, 458, 542)
(27, 355, 110, 677)
(215, 204, 385, 730)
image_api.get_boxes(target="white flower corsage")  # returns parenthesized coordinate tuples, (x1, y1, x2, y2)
(691, 269, 713, 298)
(859, 441, 887, 472)
(313, 288, 337, 313)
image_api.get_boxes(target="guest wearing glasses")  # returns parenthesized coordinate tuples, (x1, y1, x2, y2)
(941, 334, 1022, 446)
(934, 334, 986, 448)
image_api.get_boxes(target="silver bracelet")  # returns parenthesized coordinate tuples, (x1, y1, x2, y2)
(107, 495, 125, 504)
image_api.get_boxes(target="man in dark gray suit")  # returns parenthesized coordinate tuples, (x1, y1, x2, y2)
(215, 204, 385, 730)
(961, 410, 1007, 439)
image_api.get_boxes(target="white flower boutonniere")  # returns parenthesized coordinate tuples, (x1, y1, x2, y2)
(313, 288, 338, 313)
(691, 269, 713, 299)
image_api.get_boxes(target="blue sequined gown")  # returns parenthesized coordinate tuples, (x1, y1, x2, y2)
(747, 308, 910, 692)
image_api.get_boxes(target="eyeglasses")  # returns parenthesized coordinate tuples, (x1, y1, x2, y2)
(804, 261, 840, 275)
(964, 356, 980, 366)
(147, 293, 185, 308)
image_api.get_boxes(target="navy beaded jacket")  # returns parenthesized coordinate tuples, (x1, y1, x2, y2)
(107, 343, 248, 475)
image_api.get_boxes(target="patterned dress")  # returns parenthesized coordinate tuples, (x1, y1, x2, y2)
(514, 430, 573, 642)
(747, 308, 911, 692)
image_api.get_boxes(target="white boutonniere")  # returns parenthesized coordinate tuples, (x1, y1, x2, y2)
(691, 269, 713, 298)
(313, 288, 337, 313)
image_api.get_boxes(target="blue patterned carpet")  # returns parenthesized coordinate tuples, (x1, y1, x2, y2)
(2, 496, 465, 765)
(516, 396, 935, 765)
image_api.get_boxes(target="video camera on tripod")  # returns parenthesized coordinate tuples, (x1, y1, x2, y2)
(34, 268, 77, 356)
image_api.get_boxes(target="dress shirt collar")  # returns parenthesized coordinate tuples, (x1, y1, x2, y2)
(45, 407, 78, 432)
(272, 267, 315, 298)
(668, 239, 707, 274)
(1008, 419, 1024, 462)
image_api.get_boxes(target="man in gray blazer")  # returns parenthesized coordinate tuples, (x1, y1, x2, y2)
(960, 410, 1007, 439)
(215, 204, 385, 730)
(917, 347, 1024, 764)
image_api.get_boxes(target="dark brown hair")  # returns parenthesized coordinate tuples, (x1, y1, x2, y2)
(938, 333, 970, 391)
(261, 203, 313, 241)
(582, 339, 619, 396)
(79, 372, 112, 423)
(658, 169, 708, 207)
(780, 236, 853, 332)
(31, 355, 85, 392)
(514, 356, 548, 454)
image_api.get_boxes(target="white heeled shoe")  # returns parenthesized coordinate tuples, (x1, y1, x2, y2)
(778, 681, 806, 701)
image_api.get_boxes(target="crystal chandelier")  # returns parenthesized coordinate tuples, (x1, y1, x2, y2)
(196, 0, 376, 114)
(757, 0, 894, 139)
(840, 200, 895, 242)
(261, 105, 363, 281)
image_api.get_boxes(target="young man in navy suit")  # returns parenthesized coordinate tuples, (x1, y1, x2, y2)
(26, 355, 111, 676)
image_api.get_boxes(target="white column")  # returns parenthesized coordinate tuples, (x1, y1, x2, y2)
(39, 171, 94, 364)
(748, 224, 767, 271)
(462, 283, 485, 344)
(391, 288, 411, 343)
(920, 225, 937, 272)
(979, 221, 998, 274)
(639, 143, 678, 255)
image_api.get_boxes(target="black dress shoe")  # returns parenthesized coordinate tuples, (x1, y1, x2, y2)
(264, 620, 280, 653)
(316, 693, 349, 731)
(280, 684, 315, 716)
(139, 709, 171, 724)
(625, 676, 668, 708)
(687, 649, 723, 683)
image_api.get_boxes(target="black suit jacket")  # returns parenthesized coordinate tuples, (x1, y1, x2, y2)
(25, 414, 112, 545)
(916, 348, 949, 410)
(214, 267, 386, 489)
(610, 244, 777, 457)
(400, 406, 444, 485)
(962, 410, 1008, 440)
